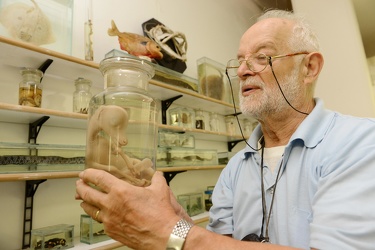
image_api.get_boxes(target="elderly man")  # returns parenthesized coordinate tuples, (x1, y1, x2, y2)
(76, 10, 375, 250)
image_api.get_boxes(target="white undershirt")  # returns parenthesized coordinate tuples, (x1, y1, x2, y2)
(263, 146, 285, 173)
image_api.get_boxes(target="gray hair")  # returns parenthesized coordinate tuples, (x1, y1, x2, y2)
(257, 9, 320, 52)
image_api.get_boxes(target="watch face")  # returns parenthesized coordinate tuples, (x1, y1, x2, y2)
(166, 232, 185, 250)
(167, 219, 193, 250)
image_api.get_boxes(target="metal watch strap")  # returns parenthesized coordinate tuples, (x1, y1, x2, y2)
(166, 218, 194, 250)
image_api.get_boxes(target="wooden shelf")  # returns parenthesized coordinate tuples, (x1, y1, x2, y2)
(0, 35, 238, 116)
(0, 103, 244, 141)
(158, 165, 225, 172)
(0, 165, 225, 182)
(0, 171, 81, 181)
(159, 124, 243, 142)
(0, 102, 87, 129)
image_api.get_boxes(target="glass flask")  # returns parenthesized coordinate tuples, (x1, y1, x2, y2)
(73, 77, 92, 114)
(195, 109, 205, 130)
(225, 115, 236, 136)
(85, 56, 158, 187)
(209, 112, 219, 132)
(243, 118, 252, 137)
(18, 68, 43, 107)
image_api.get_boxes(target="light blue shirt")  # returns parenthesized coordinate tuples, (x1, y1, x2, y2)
(207, 99, 375, 249)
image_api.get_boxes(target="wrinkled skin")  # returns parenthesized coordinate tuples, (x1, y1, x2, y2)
(76, 170, 190, 250)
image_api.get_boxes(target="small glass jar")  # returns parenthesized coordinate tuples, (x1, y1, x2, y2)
(195, 109, 205, 130)
(73, 77, 92, 114)
(204, 186, 215, 211)
(209, 112, 219, 132)
(18, 68, 43, 107)
(225, 115, 236, 136)
(243, 118, 252, 137)
(169, 107, 195, 129)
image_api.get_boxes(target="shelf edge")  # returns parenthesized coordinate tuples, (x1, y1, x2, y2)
(0, 171, 81, 181)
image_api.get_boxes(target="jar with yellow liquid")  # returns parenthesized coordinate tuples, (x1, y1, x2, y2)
(18, 68, 43, 108)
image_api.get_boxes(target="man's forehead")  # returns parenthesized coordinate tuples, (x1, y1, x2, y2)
(238, 18, 292, 53)
(246, 18, 292, 37)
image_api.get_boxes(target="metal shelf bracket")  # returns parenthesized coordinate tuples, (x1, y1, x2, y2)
(161, 95, 183, 124)
(22, 179, 47, 249)
(163, 171, 186, 186)
(227, 139, 244, 152)
(22, 116, 49, 249)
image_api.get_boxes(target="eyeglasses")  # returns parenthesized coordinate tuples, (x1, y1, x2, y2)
(226, 52, 308, 77)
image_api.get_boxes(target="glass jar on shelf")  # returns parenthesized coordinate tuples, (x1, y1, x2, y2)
(73, 77, 92, 114)
(195, 109, 205, 130)
(209, 112, 220, 132)
(169, 107, 195, 129)
(225, 115, 236, 136)
(18, 68, 43, 108)
(243, 118, 252, 137)
(85, 55, 158, 187)
(204, 186, 215, 211)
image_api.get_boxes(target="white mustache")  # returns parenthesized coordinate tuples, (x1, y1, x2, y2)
(240, 78, 264, 89)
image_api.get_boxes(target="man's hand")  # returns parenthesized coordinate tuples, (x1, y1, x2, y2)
(76, 169, 181, 250)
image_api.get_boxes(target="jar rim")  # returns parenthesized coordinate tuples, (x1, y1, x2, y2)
(75, 77, 92, 86)
(99, 56, 155, 78)
(20, 68, 43, 77)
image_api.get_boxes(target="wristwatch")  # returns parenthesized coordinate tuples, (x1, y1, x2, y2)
(166, 218, 194, 250)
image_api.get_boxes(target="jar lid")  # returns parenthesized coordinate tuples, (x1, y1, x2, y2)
(99, 55, 155, 78)
(74, 77, 92, 86)
(20, 68, 43, 78)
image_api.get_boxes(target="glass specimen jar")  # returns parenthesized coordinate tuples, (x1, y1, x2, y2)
(18, 68, 43, 107)
(85, 55, 158, 187)
(243, 118, 252, 137)
(204, 186, 215, 211)
(73, 77, 92, 114)
(195, 109, 205, 130)
(209, 112, 219, 132)
(225, 115, 236, 136)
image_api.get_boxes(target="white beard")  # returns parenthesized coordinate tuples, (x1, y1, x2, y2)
(239, 67, 301, 119)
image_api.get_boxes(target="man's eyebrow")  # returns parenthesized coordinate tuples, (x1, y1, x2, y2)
(237, 42, 276, 59)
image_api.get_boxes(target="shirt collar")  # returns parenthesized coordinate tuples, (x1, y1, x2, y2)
(243, 98, 335, 156)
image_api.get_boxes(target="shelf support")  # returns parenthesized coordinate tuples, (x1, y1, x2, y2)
(28, 116, 49, 171)
(227, 140, 244, 152)
(161, 95, 183, 124)
(22, 179, 47, 249)
(226, 112, 242, 117)
(21, 116, 49, 249)
(163, 171, 186, 186)
(28, 116, 50, 144)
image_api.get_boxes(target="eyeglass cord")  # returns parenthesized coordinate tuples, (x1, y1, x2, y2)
(268, 60, 309, 116)
(225, 65, 294, 242)
(259, 141, 284, 243)
(225, 70, 261, 151)
(224, 58, 310, 150)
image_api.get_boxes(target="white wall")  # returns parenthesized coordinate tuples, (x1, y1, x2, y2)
(292, 0, 375, 117)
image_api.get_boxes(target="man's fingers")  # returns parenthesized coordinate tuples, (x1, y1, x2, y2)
(79, 168, 124, 193)
(151, 171, 167, 187)
(80, 201, 102, 222)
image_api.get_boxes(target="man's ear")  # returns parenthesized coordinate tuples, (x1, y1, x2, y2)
(303, 52, 324, 84)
